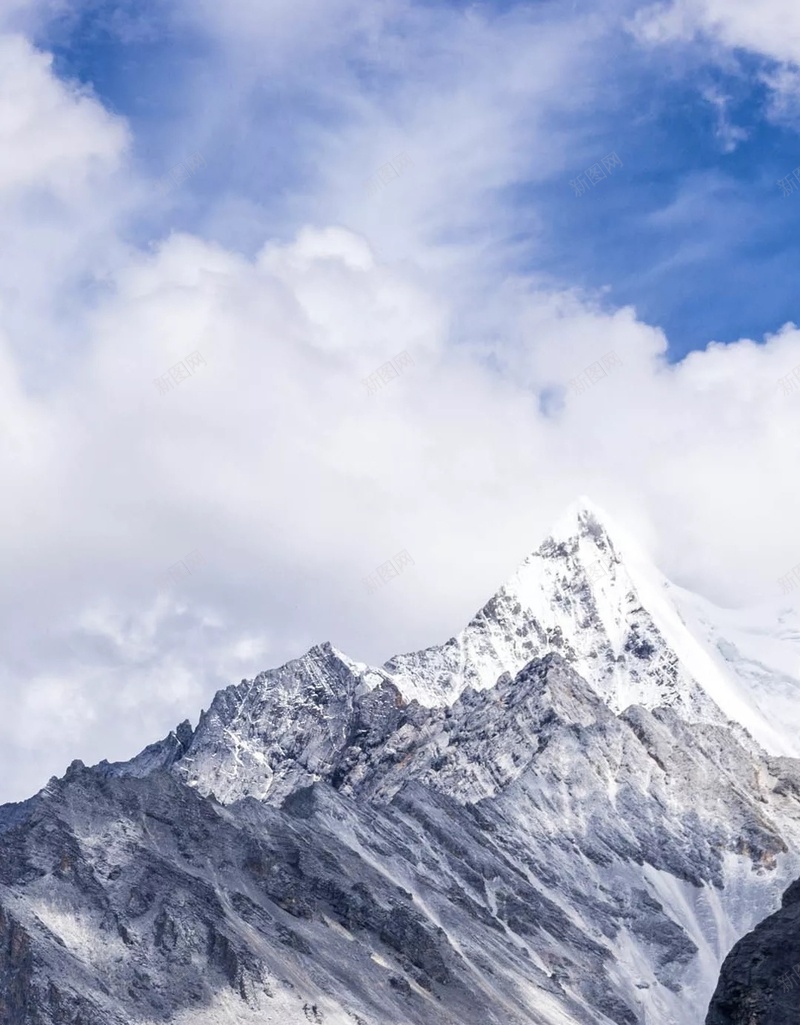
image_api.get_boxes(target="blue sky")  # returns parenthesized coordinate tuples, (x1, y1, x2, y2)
(29, 0, 800, 359)
(535, 56, 800, 357)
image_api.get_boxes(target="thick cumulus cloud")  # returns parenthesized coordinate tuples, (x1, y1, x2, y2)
(2, 3, 800, 801)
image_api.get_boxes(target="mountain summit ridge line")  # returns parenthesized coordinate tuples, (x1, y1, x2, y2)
(4, 497, 800, 1024)
(111, 495, 800, 806)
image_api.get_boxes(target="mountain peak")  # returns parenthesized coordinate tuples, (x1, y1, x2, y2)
(537, 497, 651, 580)
(384, 497, 787, 750)
(547, 495, 615, 543)
(386, 497, 800, 759)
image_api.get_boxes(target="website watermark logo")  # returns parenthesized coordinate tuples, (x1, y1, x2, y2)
(777, 365, 800, 397)
(585, 559, 609, 583)
(778, 564, 800, 595)
(568, 351, 623, 396)
(158, 549, 205, 588)
(363, 551, 415, 593)
(154, 351, 207, 395)
(569, 152, 623, 197)
(159, 152, 206, 194)
(364, 152, 414, 197)
(363, 351, 414, 395)
(777, 169, 800, 197)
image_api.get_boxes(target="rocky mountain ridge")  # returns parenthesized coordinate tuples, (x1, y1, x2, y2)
(106, 499, 800, 811)
(2, 499, 800, 1024)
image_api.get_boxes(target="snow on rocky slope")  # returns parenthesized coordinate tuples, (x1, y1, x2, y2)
(2, 499, 800, 1025)
(157, 497, 800, 807)
(384, 498, 800, 757)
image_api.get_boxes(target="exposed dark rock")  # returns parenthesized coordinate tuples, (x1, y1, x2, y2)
(706, 877, 800, 1025)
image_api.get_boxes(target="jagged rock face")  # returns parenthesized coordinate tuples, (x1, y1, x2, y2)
(2, 654, 799, 1024)
(705, 878, 800, 1025)
(0, 735, 659, 1025)
(0, 903, 35, 1025)
(3, 498, 800, 1024)
(0, 768, 522, 1025)
(137, 645, 410, 805)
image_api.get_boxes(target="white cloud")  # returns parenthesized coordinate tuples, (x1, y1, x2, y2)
(761, 64, 800, 126)
(633, 0, 800, 118)
(2, 5, 800, 803)
(4, 203, 800, 799)
(0, 32, 132, 395)
(0, 34, 127, 195)
(633, 0, 800, 63)
(699, 85, 748, 152)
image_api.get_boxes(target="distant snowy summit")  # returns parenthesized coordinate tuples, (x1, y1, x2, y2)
(118, 496, 800, 806)
(385, 495, 800, 756)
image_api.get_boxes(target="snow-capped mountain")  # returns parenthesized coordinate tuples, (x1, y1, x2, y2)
(384, 498, 800, 756)
(2, 498, 800, 1025)
(140, 497, 800, 807)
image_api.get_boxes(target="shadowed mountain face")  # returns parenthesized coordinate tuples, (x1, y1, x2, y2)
(2, 500, 800, 1024)
(706, 878, 800, 1025)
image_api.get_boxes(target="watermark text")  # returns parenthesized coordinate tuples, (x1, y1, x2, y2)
(570, 152, 623, 196)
